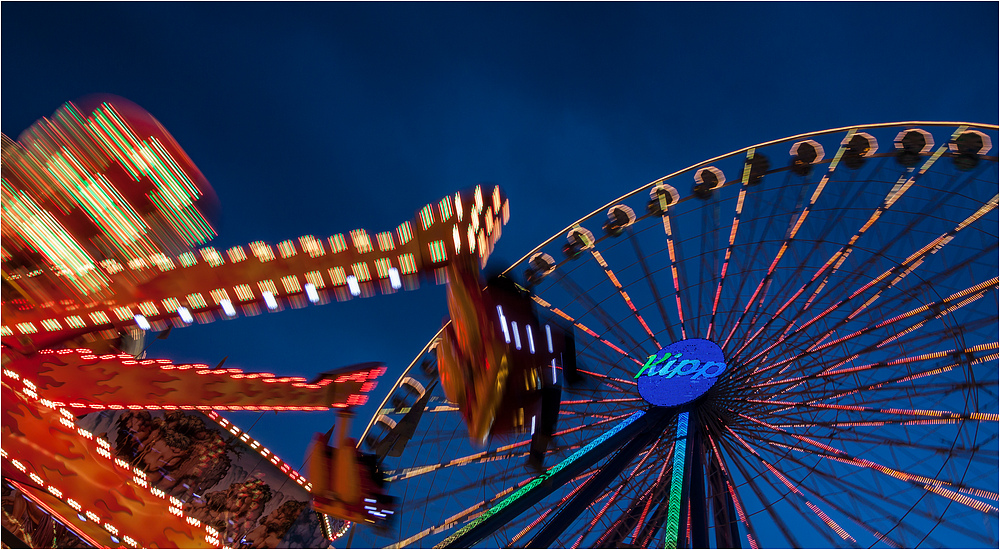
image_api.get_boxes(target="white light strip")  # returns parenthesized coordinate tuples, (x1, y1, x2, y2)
(388, 267, 402, 290)
(512, 321, 521, 350)
(134, 315, 150, 330)
(262, 291, 278, 310)
(497, 306, 511, 343)
(545, 324, 553, 354)
(177, 307, 193, 323)
(304, 283, 319, 303)
(220, 299, 236, 317)
(552, 359, 557, 384)
(531, 415, 536, 435)
(526, 324, 535, 354)
(346, 275, 361, 296)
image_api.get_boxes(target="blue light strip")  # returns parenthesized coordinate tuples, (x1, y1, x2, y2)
(664, 412, 689, 549)
(436, 410, 646, 548)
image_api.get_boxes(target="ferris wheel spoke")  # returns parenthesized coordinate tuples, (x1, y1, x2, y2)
(702, 432, 761, 549)
(798, 350, 997, 407)
(746, 260, 997, 381)
(587, 246, 661, 351)
(810, 380, 1000, 411)
(798, 127, 976, 315)
(758, 439, 994, 547)
(706, 151, 755, 341)
(561, 397, 645, 407)
(386, 444, 532, 483)
(725, 426, 861, 546)
(622, 445, 675, 547)
(575, 349, 638, 384)
(746, 398, 998, 425)
(524, 426, 668, 548)
(549, 269, 647, 357)
(558, 452, 667, 549)
(731, 170, 991, 367)
(782, 132, 964, 318)
(752, 439, 915, 548)
(658, 210, 690, 339)
(754, 423, 989, 490)
(771, 445, 996, 547)
(530, 294, 643, 366)
(386, 499, 492, 549)
(735, 280, 998, 391)
(720, 435, 804, 548)
(776, 427, 999, 470)
(394, 470, 533, 517)
(734, 239, 998, 374)
(807, 278, 998, 359)
(734, 413, 1000, 514)
(625, 226, 678, 343)
(767, 199, 999, 361)
(713, 169, 812, 349)
(504, 469, 602, 546)
(751, 342, 999, 391)
(722, 130, 860, 353)
(568, 366, 637, 388)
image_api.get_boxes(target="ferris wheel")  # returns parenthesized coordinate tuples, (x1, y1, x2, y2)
(353, 122, 999, 549)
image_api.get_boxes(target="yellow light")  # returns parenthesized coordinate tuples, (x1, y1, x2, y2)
(225, 245, 247, 263)
(250, 241, 275, 262)
(186, 293, 207, 309)
(352, 262, 372, 282)
(328, 267, 347, 285)
(304, 270, 326, 289)
(277, 240, 297, 258)
(199, 247, 224, 266)
(329, 234, 348, 253)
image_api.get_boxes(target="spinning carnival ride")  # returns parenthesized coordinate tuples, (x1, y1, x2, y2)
(0, 96, 509, 548)
(358, 123, 999, 548)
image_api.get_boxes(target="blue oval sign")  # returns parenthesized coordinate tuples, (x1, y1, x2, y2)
(635, 338, 726, 407)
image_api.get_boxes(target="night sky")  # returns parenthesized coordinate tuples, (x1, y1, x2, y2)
(3, 1, 998, 484)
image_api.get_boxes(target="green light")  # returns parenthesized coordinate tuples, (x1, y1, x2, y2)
(439, 197, 454, 221)
(419, 204, 435, 230)
(436, 410, 646, 548)
(428, 240, 448, 263)
(664, 412, 689, 549)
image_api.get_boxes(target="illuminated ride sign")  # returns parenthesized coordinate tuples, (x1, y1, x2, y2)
(635, 338, 727, 408)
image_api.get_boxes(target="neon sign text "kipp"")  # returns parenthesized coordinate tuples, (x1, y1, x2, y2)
(635, 338, 726, 408)
(634, 353, 726, 380)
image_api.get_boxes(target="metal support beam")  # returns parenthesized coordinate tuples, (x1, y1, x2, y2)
(706, 443, 741, 548)
(688, 422, 709, 549)
(524, 420, 666, 547)
(438, 408, 670, 548)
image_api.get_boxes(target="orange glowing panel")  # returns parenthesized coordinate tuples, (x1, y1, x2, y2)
(6, 350, 384, 411)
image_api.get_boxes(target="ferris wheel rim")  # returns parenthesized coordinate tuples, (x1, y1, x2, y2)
(502, 121, 1000, 277)
(363, 121, 1000, 445)
(352, 121, 998, 548)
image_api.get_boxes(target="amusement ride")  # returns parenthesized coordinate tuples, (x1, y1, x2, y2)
(355, 122, 999, 549)
(0, 95, 506, 548)
(1, 96, 997, 549)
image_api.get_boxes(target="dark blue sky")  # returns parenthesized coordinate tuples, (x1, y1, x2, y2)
(3, 1, 998, 469)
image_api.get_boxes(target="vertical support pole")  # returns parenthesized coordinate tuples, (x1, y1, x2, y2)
(688, 422, 709, 549)
(706, 443, 741, 548)
(663, 412, 689, 549)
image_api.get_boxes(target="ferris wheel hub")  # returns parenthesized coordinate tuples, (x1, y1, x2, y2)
(635, 338, 727, 408)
